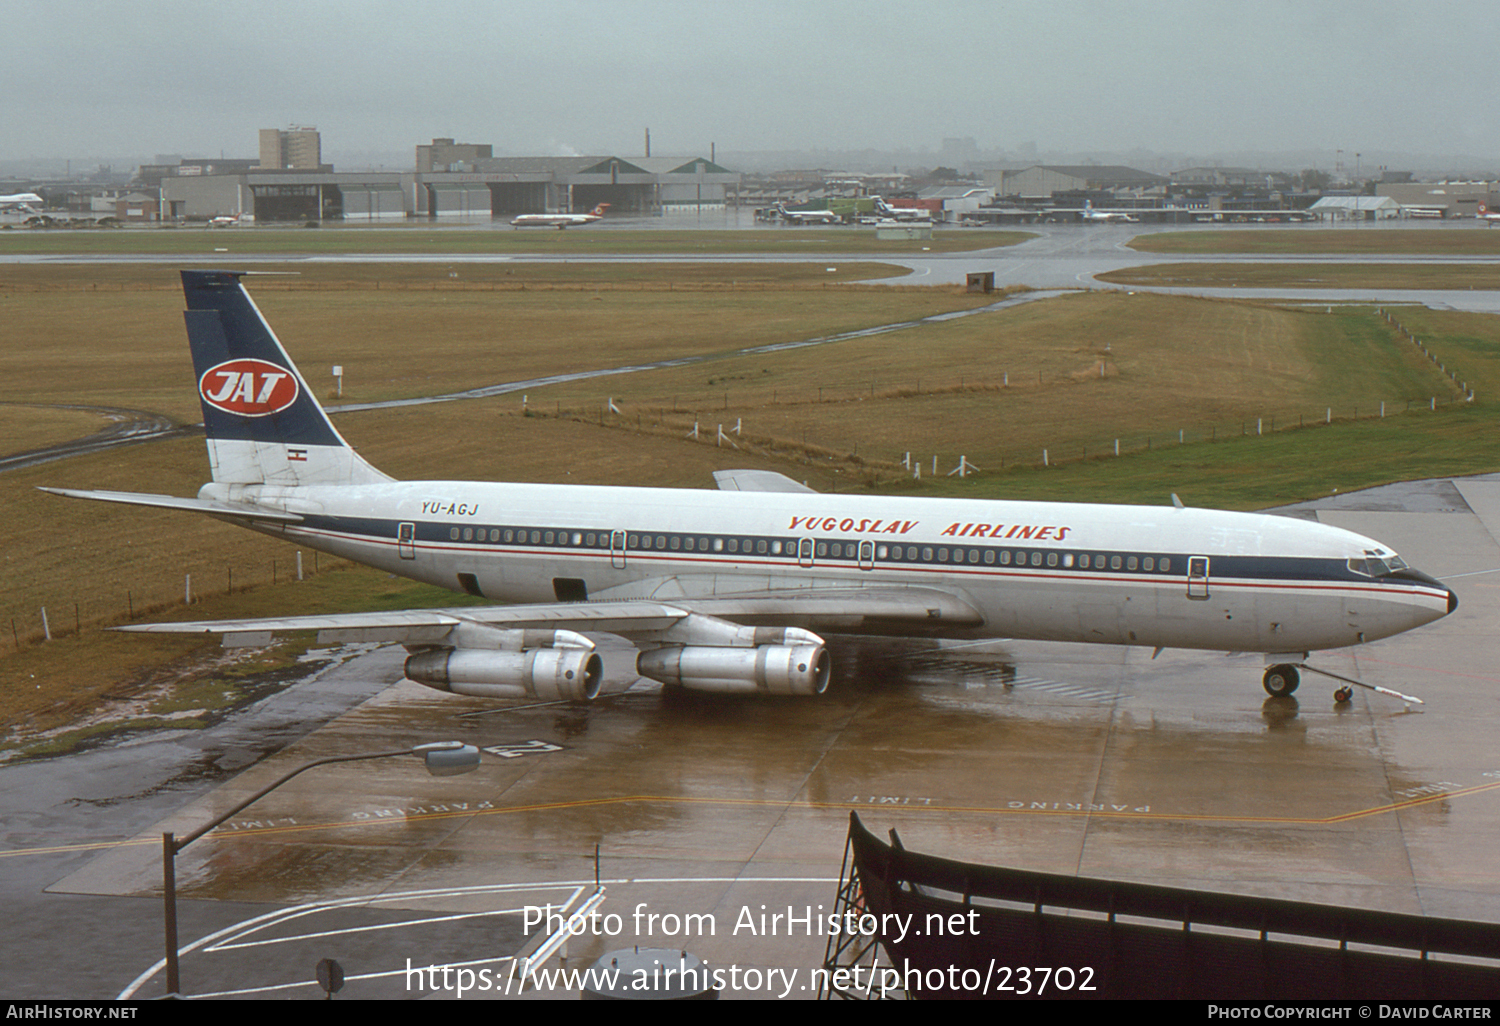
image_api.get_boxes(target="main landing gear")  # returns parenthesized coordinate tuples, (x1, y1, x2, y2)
(1262, 663, 1300, 698)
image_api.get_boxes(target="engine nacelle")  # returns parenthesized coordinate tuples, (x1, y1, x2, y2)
(405, 647, 602, 702)
(636, 644, 829, 696)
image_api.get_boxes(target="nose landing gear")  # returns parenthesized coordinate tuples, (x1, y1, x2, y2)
(1276, 662, 1425, 706)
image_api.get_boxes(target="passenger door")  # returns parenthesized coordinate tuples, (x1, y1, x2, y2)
(1187, 556, 1210, 599)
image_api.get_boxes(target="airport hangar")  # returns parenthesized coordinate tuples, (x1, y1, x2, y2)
(159, 155, 741, 222)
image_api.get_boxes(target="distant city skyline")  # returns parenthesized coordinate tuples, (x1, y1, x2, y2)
(8, 0, 1499, 176)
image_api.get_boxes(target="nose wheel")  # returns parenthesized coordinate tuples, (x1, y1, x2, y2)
(1262, 664, 1300, 697)
(1274, 662, 1425, 706)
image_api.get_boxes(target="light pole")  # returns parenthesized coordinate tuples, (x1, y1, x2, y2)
(161, 741, 480, 996)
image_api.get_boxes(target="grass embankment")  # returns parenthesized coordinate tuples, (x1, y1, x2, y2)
(0, 225, 1027, 256)
(507, 291, 1472, 486)
(1131, 228, 1500, 255)
(4, 263, 1499, 741)
(1097, 262, 1500, 290)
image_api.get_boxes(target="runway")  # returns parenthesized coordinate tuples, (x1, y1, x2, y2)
(10, 221, 1500, 312)
(4, 474, 1498, 999)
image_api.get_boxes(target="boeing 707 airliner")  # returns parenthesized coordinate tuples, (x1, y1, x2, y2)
(44, 271, 1457, 705)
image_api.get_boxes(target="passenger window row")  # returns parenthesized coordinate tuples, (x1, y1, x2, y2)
(440, 524, 1172, 574)
(873, 545, 1171, 574)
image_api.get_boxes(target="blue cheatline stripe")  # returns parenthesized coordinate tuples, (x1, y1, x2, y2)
(280, 513, 1442, 598)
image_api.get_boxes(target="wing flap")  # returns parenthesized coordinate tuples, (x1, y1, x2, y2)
(680, 587, 985, 629)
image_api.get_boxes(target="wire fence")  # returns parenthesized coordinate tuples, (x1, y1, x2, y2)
(10, 550, 329, 652)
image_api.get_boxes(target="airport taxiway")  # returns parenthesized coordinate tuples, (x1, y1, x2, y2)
(4, 475, 1499, 999)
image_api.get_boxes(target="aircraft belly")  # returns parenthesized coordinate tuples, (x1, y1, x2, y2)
(1254, 590, 1347, 650)
(1141, 583, 1265, 651)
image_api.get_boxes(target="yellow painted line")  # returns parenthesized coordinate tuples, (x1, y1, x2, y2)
(6, 779, 1500, 860)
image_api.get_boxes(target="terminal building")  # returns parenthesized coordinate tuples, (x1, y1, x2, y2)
(158, 136, 741, 223)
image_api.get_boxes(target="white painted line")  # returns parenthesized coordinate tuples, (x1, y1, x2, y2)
(119, 876, 838, 998)
(191, 954, 520, 999)
(208, 903, 553, 952)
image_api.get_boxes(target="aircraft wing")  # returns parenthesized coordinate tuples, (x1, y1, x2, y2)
(36, 487, 305, 523)
(115, 601, 692, 647)
(711, 469, 817, 493)
(113, 583, 984, 648)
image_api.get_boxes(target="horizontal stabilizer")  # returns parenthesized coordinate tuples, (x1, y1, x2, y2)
(38, 487, 303, 523)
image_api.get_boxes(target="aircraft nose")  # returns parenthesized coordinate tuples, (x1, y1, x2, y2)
(1389, 567, 1457, 615)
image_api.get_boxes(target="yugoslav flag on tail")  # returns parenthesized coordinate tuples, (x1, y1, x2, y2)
(181, 270, 390, 487)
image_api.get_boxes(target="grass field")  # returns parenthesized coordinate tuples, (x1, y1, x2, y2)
(1130, 228, 1500, 255)
(1096, 262, 1500, 290)
(0, 224, 1027, 256)
(0, 405, 114, 455)
(0, 265, 1004, 416)
(5, 260, 1500, 746)
(507, 291, 1469, 477)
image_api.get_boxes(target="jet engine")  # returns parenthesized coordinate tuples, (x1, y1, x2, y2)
(636, 643, 830, 696)
(405, 646, 602, 701)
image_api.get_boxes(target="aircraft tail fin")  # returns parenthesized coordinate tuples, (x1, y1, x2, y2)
(181, 270, 391, 487)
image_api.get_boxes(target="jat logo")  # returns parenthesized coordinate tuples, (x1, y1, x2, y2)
(199, 359, 298, 416)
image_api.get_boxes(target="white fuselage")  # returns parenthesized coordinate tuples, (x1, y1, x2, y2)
(511, 214, 599, 227)
(204, 479, 1453, 656)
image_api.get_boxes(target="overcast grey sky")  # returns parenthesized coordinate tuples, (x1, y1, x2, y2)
(9, 0, 1499, 167)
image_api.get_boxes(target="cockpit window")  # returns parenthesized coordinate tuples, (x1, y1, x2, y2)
(1348, 554, 1410, 577)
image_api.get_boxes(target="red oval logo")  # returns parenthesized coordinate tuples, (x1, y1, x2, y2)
(199, 359, 299, 417)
